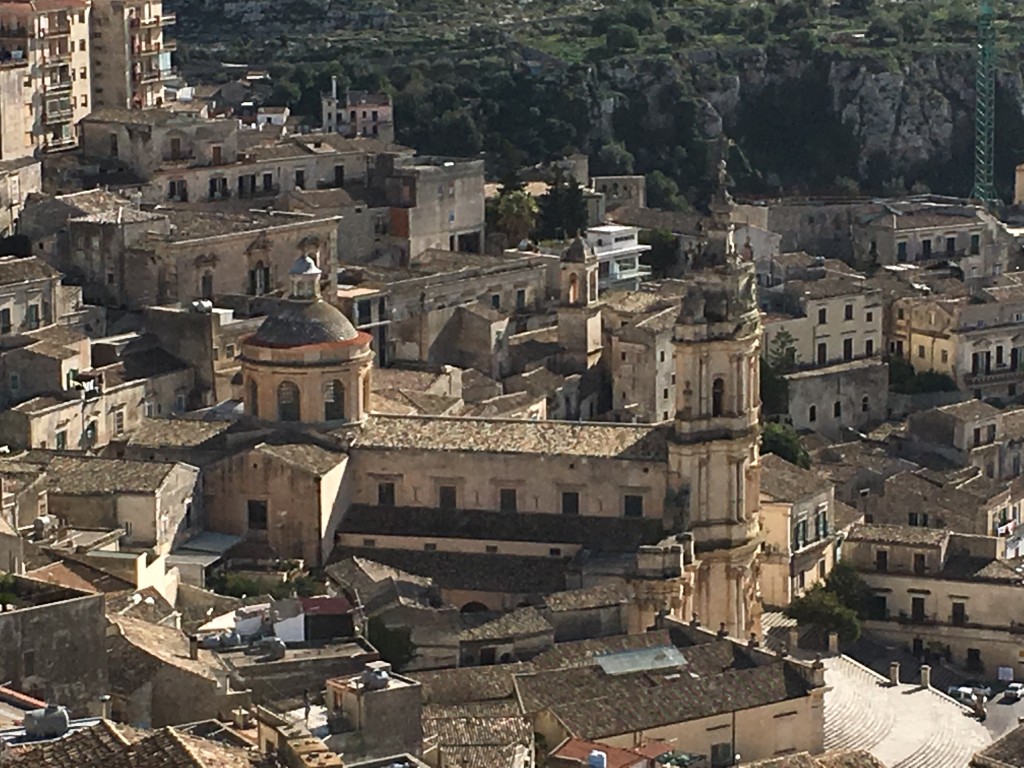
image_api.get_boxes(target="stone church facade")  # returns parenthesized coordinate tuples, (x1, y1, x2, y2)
(213, 222, 765, 640)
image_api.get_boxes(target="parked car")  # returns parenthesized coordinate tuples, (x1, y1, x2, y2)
(965, 682, 994, 698)
(1003, 682, 1024, 701)
(948, 686, 986, 704)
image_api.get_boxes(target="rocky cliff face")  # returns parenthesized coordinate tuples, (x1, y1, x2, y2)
(602, 45, 1014, 179)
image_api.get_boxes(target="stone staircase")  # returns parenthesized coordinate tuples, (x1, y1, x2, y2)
(823, 655, 990, 767)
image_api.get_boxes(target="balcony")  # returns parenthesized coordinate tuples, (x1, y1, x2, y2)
(44, 106, 74, 124)
(133, 68, 169, 84)
(42, 50, 72, 66)
(39, 23, 71, 37)
(44, 79, 73, 94)
(963, 365, 1024, 385)
(131, 13, 175, 28)
(132, 39, 176, 56)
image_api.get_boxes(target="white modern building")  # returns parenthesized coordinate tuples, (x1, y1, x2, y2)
(585, 225, 651, 291)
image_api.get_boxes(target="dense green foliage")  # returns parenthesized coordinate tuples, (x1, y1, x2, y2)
(888, 356, 958, 394)
(208, 571, 323, 599)
(761, 422, 811, 468)
(367, 616, 415, 670)
(786, 561, 873, 642)
(536, 173, 589, 240)
(172, 0, 1024, 203)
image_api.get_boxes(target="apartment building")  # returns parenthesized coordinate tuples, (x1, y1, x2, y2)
(845, 524, 1024, 676)
(759, 452, 838, 609)
(77, 108, 403, 205)
(88, 0, 174, 109)
(763, 277, 883, 367)
(322, 79, 394, 143)
(851, 201, 1015, 278)
(891, 275, 1024, 400)
(583, 224, 651, 292)
(0, 0, 92, 151)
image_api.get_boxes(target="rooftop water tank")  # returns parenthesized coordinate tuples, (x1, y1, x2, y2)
(588, 751, 607, 768)
(24, 705, 70, 739)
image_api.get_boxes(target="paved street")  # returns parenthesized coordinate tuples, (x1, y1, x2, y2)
(823, 655, 990, 767)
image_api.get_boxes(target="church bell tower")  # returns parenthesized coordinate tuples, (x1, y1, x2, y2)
(666, 213, 764, 639)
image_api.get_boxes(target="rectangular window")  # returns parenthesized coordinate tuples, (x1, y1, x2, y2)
(833, 401, 842, 418)
(817, 307, 827, 324)
(843, 338, 853, 360)
(114, 409, 125, 435)
(914, 553, 926, 574)
(424, 543, 437, 551)
(866, 311, 873, 322)
(247, 499, 268, 530)
(988, 424, 996, 443)
(912, 596, 925, 622)
(897, 242, 907, 262)
(490, 294, 500, 309)
(438, 485, 457, 510)
(516, 289, 526, 310)
(25, 304, 39, 329)
(0, 308, 10, 334)
(263, 172, 274, 191)
(941, 349, 949, 363)
(549, 547, 562, 557)
(865, 339, 874, 356)
(485, 545, 498, 554)
(55, 431, 66, 450)
(499, 488, 517, 513)
(363, 538, 376, 547)
(624, 494, 644, 518)
(561, 491, 580, 516)
(918, 345, 925, 359)
(876, 550, 888, 572)
(844, 304, 854, 320)
(970, 234, 980, 255)
(9, 372, 19, 391)
(378, 481, 395, 506)
(952, 601, 966, 626)
(922, 240, 932, 259)
(817, 343, 827, 365)
(710, 742, 734, 768)
(295, 169, 305, 189)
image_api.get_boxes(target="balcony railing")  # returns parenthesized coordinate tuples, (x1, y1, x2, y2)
(132, 39, 176, 56)
(44, 79, 72, 93)
(44, 106, 73, 124)
(131, 13, 175, 28)
(964, 365, 1024, 385)
(42, 50, 72, 65)
(39, 24, 71, 37)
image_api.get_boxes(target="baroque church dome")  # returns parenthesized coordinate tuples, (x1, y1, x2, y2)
(250, 256, 358, 348)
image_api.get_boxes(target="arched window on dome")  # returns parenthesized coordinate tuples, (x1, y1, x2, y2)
(277, 380, 300, 422)
(248, 379, 259, 417)
(324, 379, 345, 421)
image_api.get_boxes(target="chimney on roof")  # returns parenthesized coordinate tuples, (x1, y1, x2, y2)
(99, 694, 111, 719)
(331, 76, 337, 102)
(689, 612, 700, 628)
(717, 622, 728, 639)
(747, 633, 759, 649)
(189, 634, 199, 660)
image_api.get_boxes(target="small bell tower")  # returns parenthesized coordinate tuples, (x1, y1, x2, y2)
(557, 234, 602, 374)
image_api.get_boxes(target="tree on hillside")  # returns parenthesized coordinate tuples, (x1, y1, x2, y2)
(536, 172, 588, 240)
(495, 190, 539, 246)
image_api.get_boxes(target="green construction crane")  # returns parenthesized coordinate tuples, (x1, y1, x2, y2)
(972, 0, 997, 205)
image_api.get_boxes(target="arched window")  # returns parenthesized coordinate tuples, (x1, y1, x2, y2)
(809, 405, 817, 423)
(589, 271, 598, 302)
(567, 272, 579, 304)
(277, 380, 300, 422)
(248, 379, 259, 417)
(324, 379, 345, 421)
(711, 377, 725, 417)
(861, 395, 870, 413)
